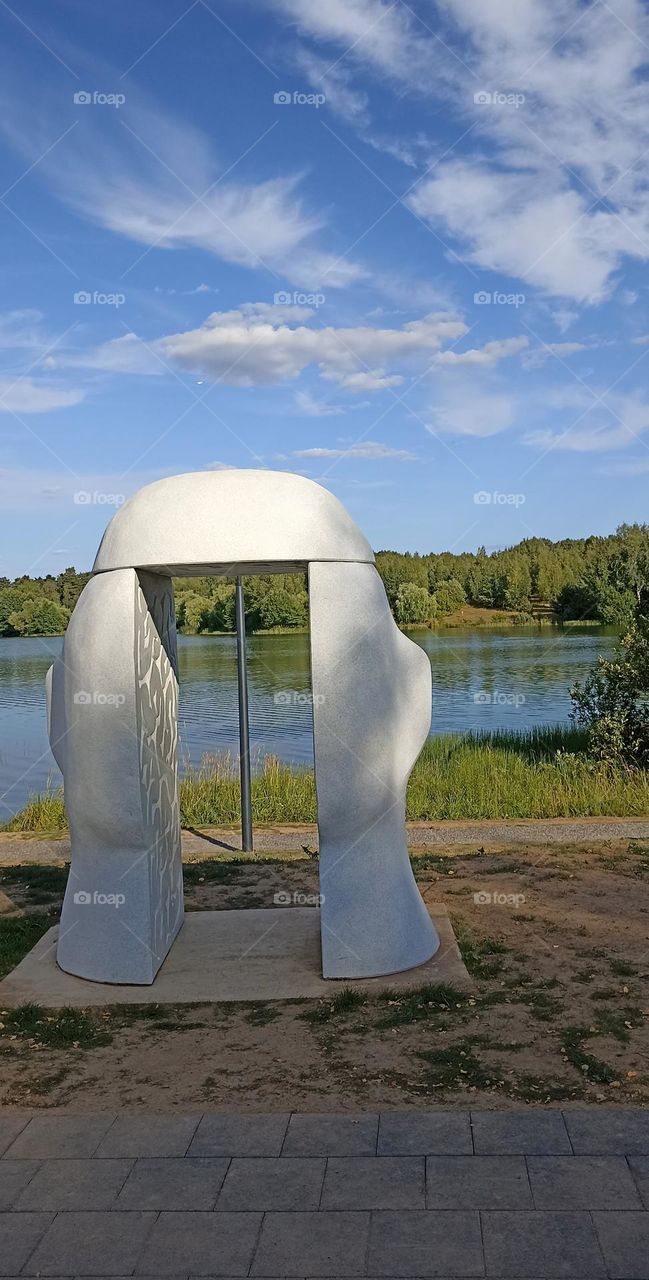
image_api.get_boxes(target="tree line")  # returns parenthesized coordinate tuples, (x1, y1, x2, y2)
(1, 523, 648, 636)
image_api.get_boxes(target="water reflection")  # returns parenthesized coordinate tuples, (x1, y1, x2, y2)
(0, 626, 619, 814)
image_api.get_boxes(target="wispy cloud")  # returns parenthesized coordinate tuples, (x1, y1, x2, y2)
(0, 79, 366, 290)
(0, 379, 84, 413)
(294, 388, 343, 416)
(294, 440, 417, 460)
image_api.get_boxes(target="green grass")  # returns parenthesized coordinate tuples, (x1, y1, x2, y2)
(0, 915, 53, 978)
(560, 1025, 616, 1083)
(1, 1002, 112, 1049)
(453, 922, 509, 979)
(0, 864, 68, 903)
(4, 726, 649, 832)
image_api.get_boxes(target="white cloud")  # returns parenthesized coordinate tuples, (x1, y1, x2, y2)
(0, 309, 50, 354)
(66, 306, 490, 391)
(265, 0, 447, 92)
(409, 162, 626, 303)
(0, 379, 84, 413)
(0, 88, 366, 291)
(426, 384, 518, 437)
(522, 341, 591, 369)
(330, 369, 404, 391)
(266, 0, 649, 303)
(434, 336, 528, 366)
(551, 307, 578, 334)
(523, 389, 649, 452)
(598, 456, 649, 476)
(294, 440, 417, 460)
(294, 389, 343, 416)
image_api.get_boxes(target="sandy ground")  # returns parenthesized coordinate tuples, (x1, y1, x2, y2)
(2, 817, 649, 864)
(1, 839, 648, 1111)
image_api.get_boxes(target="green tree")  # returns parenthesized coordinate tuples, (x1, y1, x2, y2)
(176, 591, 211, 632)
(8, 596, 70, 636)
(0, 587, 33, 635)
(433, 577, 466, 616)
(56, 567, 90, 610)
(609, 523, 649, 610)
(394, 582, 433, 624)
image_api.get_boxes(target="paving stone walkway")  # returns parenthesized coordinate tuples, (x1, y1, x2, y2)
(1, 1109, 649, 1277)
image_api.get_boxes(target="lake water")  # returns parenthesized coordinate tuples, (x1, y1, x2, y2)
(0, 626, 619, 817)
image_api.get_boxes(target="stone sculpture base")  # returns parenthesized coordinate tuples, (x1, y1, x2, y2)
(0, 905, 469, 1007)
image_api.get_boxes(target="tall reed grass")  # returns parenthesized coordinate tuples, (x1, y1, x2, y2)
(4, 726, 648, 832)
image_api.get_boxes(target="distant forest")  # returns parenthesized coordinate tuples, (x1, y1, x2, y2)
(1, 524, 648, 636)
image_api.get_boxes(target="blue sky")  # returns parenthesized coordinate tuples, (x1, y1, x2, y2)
(1, 0, 648, 577)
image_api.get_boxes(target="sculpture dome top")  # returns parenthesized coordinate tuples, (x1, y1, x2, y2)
(93, 468, 375, 576)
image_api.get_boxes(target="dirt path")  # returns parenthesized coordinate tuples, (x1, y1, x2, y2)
(1, 816, 649, 866)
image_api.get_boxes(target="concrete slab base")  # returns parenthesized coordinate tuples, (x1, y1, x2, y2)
(0, 905, 469, 1006)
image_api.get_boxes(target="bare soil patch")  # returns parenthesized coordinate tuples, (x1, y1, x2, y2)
(1, 841, 648, 1111)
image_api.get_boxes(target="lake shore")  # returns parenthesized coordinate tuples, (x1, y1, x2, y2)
(5, 727, 648, 832)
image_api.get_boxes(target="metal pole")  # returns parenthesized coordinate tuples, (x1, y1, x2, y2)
(235, 576, 253, 852)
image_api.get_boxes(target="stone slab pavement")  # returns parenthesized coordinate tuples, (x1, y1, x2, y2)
(1, 816, 649, 866)
(1, 1108, 648, 1276)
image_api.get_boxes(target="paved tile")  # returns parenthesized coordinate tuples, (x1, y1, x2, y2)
(95, 1112, 200, 1157)
(471, 1110, 571, 1154)
(282, 1113, 378, 1156)
(321, 1157, 424, 1210)
(16, 1158, 132, 1211)
(565, 1108, 649, 1154)
(252, 1210, 369, 1276)
(188, 1113, 289, 1156)
(593, 1210, 649, 1279)
(0, 1211, 52, 1275)
(116, 1156, 228, 1209)
(368, 1210, 483, 1276)
(528, 1154, 642, 1209)
(217, 1156, 325, 1210)
(5, 1113, 115, 1159)
(482, 1210, 606, 1277)
(378, 1111, 472, 1155)
(426, 1155, 532, 1209)
(0, 1114, 31, 1158)
(0, 1159, 40, 1209)
(24, 1210, 155, 1276)
(136, 1209, 261, 1274)
(628, 1155, 649, 1208)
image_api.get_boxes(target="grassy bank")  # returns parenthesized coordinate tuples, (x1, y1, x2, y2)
(4, 726, 648, 832)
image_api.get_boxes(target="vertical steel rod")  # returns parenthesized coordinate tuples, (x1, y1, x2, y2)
(235, 576, 253, 852)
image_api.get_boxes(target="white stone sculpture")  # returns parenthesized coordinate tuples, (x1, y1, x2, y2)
(46, 470, 438, 983)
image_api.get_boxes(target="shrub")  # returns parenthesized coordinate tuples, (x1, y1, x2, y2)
(571, 615, 649, 767)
